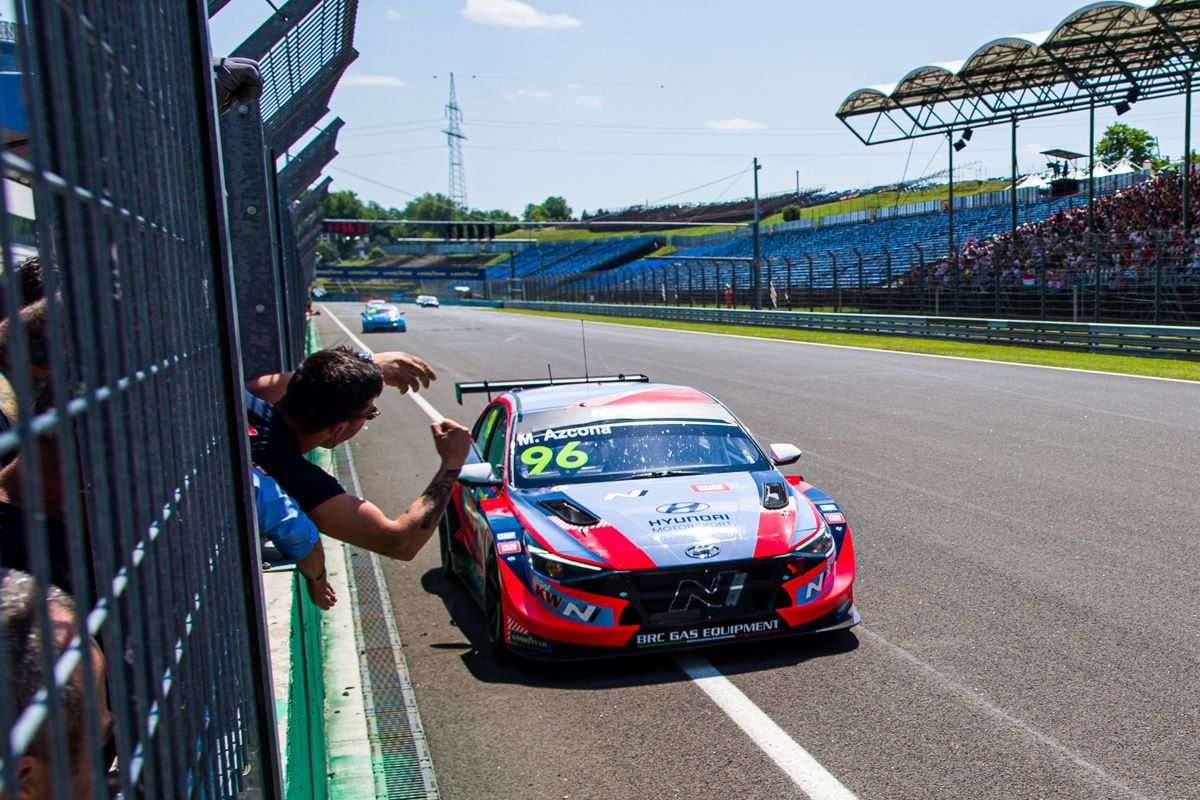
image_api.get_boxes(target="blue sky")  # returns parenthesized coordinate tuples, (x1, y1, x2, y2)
(208, 1, 1199, 217)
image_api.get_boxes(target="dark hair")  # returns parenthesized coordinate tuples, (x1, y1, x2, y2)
(17, 257, 45, 306)
(276, 346, 383, 434)
(0, 568, 83, 760)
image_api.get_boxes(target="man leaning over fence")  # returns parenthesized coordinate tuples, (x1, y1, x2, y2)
(244, 347, 471, 562)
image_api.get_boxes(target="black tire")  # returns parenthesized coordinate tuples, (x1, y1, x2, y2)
(484, 552, 511, 660)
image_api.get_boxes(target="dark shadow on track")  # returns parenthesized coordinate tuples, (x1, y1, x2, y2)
(420, 568, 859, 688)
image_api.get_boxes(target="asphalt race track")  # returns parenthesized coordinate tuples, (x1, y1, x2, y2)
(315, 302, 1200, 800)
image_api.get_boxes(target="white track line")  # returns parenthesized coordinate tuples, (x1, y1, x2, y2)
(318, 300, 860, 799)
(675, 653, 858, 799)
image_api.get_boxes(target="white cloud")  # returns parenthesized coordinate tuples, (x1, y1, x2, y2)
(341, 74, 407, 88)
(707, 118, 767, 131)
(573, 94, 603, 110)
(508, 88, 553, 100)
(386, 9, 402, 20)
(461, 0, 582, 28)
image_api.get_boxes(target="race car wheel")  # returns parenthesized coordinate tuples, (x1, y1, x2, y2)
(484, 552, 511, 660)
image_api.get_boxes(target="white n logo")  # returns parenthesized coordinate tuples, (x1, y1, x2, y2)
(804, 568, 828, 599)
(669, 570, 746, 612)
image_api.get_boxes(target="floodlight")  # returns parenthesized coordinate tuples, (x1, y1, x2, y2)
(961, 128, 973, 141)
(1114, 101, 1132, 116)
(953, 139, 968, 152)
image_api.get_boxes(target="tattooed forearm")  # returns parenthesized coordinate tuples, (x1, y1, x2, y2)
(418, 469, 460, 528)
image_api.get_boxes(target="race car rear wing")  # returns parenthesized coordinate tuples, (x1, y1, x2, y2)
(455, 374, 650, 404)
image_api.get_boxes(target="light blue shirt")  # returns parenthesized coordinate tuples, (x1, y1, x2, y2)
(252, 464, 319, 560)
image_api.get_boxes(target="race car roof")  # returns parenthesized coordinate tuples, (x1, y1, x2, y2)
(513, 383, 715, 414)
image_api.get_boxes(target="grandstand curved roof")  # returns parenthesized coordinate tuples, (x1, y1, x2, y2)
(838, 0, 1200, 144)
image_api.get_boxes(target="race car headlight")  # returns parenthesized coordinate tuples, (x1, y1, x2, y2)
(792, 518, 835, 557)
(524, 533, 604, 582)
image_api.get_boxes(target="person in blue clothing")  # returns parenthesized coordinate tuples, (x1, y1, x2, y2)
(252, 465, 336, 610)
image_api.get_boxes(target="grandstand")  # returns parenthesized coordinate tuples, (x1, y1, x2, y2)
(482, 175, 1137, 295)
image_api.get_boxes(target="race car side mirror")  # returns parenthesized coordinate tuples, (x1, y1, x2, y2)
(768, 443, 802, 466)
(458, 462, 502, 486)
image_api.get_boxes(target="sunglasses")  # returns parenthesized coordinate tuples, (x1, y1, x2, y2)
(355, 407, 381, 421)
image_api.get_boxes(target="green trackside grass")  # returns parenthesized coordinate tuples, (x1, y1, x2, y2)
(496, 307, 1200, 382)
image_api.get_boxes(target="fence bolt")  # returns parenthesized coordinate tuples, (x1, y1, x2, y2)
(255, 303, 266, 313)
(238, 104, 249, 115)
(246, 205, 258, 216)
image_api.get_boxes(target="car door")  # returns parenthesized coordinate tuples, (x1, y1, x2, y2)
(460, 402, 509, 579)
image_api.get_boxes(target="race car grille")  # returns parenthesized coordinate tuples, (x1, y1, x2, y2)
(619, 560, 782, 626)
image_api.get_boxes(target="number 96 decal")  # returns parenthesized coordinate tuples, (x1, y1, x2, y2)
(519, 440, 589, 475)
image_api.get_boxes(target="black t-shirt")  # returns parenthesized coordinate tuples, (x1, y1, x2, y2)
(244, 390, 345, 513)
(0, 500, 78, 595)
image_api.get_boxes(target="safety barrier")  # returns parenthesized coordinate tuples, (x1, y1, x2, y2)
(505, 301, 1200, 360)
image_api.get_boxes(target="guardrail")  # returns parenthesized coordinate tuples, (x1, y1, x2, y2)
(505, 301, 1200, 361)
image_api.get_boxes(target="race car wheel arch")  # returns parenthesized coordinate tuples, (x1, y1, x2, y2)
(484, 549, 511, 660)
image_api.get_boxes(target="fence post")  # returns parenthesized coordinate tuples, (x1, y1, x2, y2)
(854, 247, 864, 312)
(785, 256, 793, 311)
(805, 253, 815, 312)
(883, 246, 893, 313)
(1154, 234, 1163, 324)
(829, 251, 840, 313)
(219, 104, 289, 378)
(1038, 254, 1047, 320)
(913, 243, 926, 315)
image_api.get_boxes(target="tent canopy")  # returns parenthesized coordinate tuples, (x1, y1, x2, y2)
(838, 1, 1200, 144)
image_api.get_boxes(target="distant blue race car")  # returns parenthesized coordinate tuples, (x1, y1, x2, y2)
(361, 303, 406, 333)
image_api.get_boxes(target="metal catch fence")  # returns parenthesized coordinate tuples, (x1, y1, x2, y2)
(0, 0, 357, 796)
(539, 230, 1200, 325)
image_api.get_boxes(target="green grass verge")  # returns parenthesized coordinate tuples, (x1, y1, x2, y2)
(496, 307, 1200, 382)
(761, 180, 1012, 225)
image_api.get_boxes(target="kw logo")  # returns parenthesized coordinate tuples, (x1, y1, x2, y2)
(669, 570, 747, 612)
(533, 580, 600, 622)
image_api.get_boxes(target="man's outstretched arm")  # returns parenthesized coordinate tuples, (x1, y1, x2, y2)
(305, 419, 470, 560)
(245, 350, 437, 403)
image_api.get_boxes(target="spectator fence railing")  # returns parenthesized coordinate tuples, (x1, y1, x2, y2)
(543, 229, 1200, 326)
(0, 0, 358, 797)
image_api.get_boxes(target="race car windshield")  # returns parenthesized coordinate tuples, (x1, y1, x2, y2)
(510, 419, 769, 487)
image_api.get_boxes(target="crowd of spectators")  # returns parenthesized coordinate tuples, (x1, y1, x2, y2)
(924, 171, 1200, 290)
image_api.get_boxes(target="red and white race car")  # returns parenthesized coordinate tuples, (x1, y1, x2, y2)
(440, 375, 858, 660)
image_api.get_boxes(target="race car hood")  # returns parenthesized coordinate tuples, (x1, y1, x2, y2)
(508, 472, 821, 569)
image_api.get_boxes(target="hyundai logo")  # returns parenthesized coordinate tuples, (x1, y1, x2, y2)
(656, 501, 710, 515)
(685, 543, 721, 560)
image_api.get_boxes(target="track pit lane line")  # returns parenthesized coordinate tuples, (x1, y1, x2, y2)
(858, 628, 1150, 800)
(336, 311, 864, 800)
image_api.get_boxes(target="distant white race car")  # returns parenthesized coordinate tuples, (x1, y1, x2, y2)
(416, 295, 440, 307)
